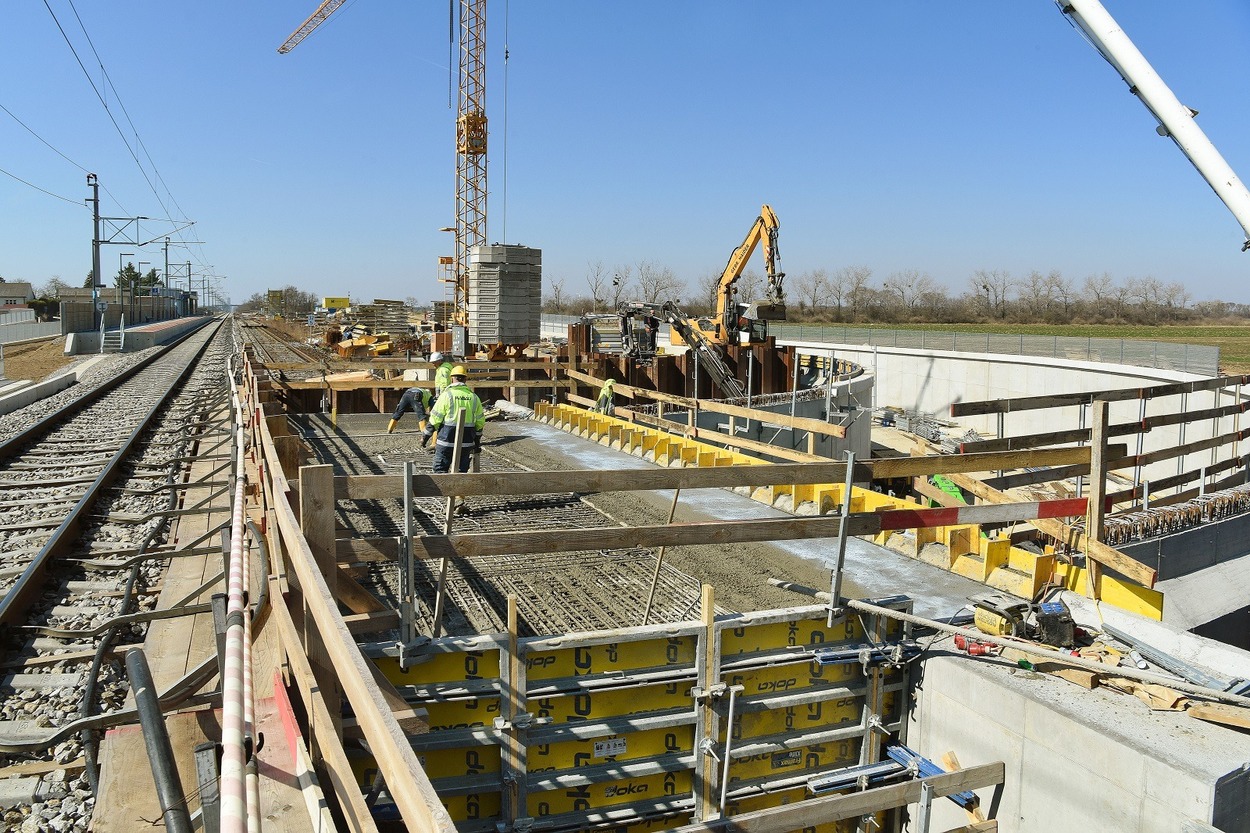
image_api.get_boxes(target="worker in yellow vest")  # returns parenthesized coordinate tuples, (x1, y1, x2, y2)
(432, 352, 455, 397)
(421, 366, 486, 473)
(594, 378, 616, 416)
(387, 385, 432, 434)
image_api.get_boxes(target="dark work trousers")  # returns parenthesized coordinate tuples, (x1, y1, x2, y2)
(391, 388, 429, 422)
(432, 426, 479, 473)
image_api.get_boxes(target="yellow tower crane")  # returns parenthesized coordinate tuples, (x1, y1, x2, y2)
(279, 0, 487, 326)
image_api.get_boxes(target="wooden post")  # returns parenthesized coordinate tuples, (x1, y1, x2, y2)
(1087, 400, 1109, 599)
(696, 584, 719, 822)
(299, 464, 342, 756)
(501, 595, 526, 826)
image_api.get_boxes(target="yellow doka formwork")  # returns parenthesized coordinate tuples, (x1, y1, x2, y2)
(534, 402, 1163, 621)
(352, 602, 912, 831)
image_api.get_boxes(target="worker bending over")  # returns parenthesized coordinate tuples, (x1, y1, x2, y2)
(594, 378, 616, 416)
(387, 385, 432, 434)
(431, 351, 455, 397)
(422, 365, 486, 473)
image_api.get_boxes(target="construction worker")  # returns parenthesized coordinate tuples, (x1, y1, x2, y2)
(594, 378, 616, 416)
(431, 352, 455, 397)
(387, 385, 432, 434)
(422, 366, 485, 474)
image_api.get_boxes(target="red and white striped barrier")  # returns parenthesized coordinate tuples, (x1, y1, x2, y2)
(872, 498, 1089, 533)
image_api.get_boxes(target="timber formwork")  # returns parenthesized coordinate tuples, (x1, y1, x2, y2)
(239, 346, 1013, 832)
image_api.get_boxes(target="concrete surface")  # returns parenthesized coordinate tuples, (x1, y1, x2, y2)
(912, 652, 1250, 832)
(0, 371, 76, 416)
(492, 416, 990, 620)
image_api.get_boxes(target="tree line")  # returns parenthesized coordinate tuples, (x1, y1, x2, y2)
(544, 263, 1250, 325)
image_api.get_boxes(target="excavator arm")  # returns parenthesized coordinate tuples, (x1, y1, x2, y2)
(713, 205, 787, 343)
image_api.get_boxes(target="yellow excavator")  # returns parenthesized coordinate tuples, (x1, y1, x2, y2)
(676, 204, 788, 347)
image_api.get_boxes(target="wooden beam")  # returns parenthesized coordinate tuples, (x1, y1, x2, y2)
(950, 374, 1250, 416)
(279, 378, 570, 391)
(337, 447, 1097, 500)
(410, 498, 1087, 560)
(669, 762, 1005, 832)
(565, 367, 847, 439)
(271, 477, 455, 831)
(945, 472, 1155, 587)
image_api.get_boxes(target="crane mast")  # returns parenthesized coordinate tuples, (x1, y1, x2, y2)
(279, 0, 490, 324)
(1057, 0, 1250, 250)
(454, 0, 488, 326)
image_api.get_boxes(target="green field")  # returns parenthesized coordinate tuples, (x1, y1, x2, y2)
(839, 323, 1250, 373)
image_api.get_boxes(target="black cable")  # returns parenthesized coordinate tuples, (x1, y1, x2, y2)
(0, 164, 86, 207)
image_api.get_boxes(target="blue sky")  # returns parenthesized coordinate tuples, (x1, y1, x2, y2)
(2, 1, 1249, 307)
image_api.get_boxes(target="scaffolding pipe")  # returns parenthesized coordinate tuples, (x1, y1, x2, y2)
(126, 648, 193, 833)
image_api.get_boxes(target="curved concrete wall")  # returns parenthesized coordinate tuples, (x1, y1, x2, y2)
(786, 340, 1239, 488)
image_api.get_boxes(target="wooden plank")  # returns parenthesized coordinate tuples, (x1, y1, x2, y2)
(623, 408, 827, 463)
(946, 472, 1156, 587)
(279, 378, 570, 391)
(939, 822, 998, 833)
(1087, 401, 1110, 598)
(335, 566, 386, 614)
(270, 485, 454, 831)
(951, 374, 1250, 416)
(344, 610, 401, 634)
(1108, 426, 1250, 470)
(268, 576, 381, 833)
(1141, 398, 1250, 431)
(959, 422, 1138, 454)
(669, 762, 1005, 832)
(1105, 454, 1249, 504)
(566, 368, 848, 439)
(300, 465, 343, 755)
(1187, 702, 1250, 730)
(409, 497, 1080, 560)
(337, 447, 1097, 500)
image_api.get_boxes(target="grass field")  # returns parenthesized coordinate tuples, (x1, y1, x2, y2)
(821, 323, 1250, 374)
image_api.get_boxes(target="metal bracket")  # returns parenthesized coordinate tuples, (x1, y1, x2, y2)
(493, 713, 543, 731)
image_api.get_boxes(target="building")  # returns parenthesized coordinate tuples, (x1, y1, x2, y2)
(0, 282, 34, 308)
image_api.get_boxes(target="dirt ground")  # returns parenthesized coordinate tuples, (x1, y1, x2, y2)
(1, 337, 72, 382)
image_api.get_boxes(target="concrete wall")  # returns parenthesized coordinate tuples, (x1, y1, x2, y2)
(912, 654, 1250, 832)
(0, 372, 76, 415)
(788, 340, 1240, 486)
(0, 320, 60, 344)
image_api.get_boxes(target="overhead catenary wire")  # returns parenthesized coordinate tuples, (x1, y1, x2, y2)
(0, 164, 86, 207)
(44, 0, 213, 272)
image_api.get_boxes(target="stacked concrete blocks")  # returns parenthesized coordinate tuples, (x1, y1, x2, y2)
(468, 244, 541, 345)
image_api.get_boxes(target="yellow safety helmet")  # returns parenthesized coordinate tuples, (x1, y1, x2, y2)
(450, 365, 468, 378)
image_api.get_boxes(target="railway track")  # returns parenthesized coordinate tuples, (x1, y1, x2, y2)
(0, 318, 239, 831)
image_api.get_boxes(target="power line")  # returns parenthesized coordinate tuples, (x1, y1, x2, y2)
(0, 165, 87, 208)
(0, 101, 90, 174)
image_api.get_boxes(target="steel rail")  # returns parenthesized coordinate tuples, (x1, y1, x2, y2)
(0, 321, 222, 627)
(0, 319, 215, 459)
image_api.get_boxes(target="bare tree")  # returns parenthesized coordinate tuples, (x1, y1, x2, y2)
(1081, 272, 1116, 319)
(585, 260, 609, 311)
(692, 270, 720, 316)
(544, 274, 567, 313)
(970, 269, 1012, 318)
(636, 260, 684, 304)
(610, 264, 634, 309)
(792, 269, 828, 316)
(38, 276, 71, 298)
(883, 269, 934, 315)
(845, 266, 872, 322)
(1019, 271, 1055, 319)
(736, 269, 764, 307)
(1163, 281, 1191, 313)
(1046, 271, 1075, 318)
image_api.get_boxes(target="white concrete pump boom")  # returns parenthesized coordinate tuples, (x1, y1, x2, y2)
(1057, 0, 1250, 251)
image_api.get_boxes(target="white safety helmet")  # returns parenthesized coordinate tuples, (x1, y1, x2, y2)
(430, 351, 444, 363)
